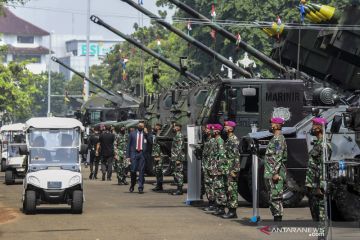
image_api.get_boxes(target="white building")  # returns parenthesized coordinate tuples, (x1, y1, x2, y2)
(0, 8, 50, 74)
(57, 38, 119, 80)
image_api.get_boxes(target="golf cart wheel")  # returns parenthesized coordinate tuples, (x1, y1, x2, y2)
(71, 190, 83, 214)
(5, 170, 14, 185)
(24, 190, 36, 215)
(1, 159, 6, 172)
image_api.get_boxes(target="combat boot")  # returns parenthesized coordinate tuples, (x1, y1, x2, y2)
(203, 201, 216, 212)
(152, 184, 163, 192)
(89, 172, 93, 180)
(172, 186, 183, 195)
(221, 208, 238, 219)
(212, 206, 225, 216)
(122, 177, 129, 185)
(274, 216, 282, 222)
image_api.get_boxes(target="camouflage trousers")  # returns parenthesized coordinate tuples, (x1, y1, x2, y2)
(153, 157, 164, 185)
(214, 174, 227, 207)
(308, 190, 325, 221)
(174, 161, 184, 187)
(307, 188, 327, 238)
(265, 177, 284, 217)
(204, 170, 215, 202)
(227, 177, 238, 209)
(113, 158, 129, 180)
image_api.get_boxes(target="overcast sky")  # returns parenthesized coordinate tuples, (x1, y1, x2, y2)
(8, 0, 173, 40)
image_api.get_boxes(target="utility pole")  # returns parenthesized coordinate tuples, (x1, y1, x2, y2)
(84, 0, 91, 101)
(47, 31, 53, 117)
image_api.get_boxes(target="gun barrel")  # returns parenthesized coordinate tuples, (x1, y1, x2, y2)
(90, 15, 200, 84)
(121, 0, 252, 78)
(51, 56, 116, 96)
(168, 0, 286, 74)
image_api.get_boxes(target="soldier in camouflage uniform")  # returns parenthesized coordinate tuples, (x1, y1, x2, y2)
(152, 123, 164, 192)
(221, 121, 241, 219)
(171, 123, 185, 195)
(203, 124, 217, 212)
(305, 117, 329, 240)
(264, 117, 287, 221)
(211, 124, 227, 216)
(114, 125, 128, 185)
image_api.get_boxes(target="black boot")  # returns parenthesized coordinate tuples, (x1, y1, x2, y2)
(102, 174, 105, 181)
(221, 208, 238, 219)
(122, 177, 129, 185)
(274, 216, 282, 222)
(212, 206, 225, 216)
(172, 186, 183, 195)
(152, 184, 163, 192)
(203, 201, 216, 212)
(89, 172, 93, 180)
(117, 178, 122, 185)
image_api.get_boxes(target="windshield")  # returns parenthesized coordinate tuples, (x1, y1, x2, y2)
(28, 129, 80, 165)
(8, 144, 25, 157)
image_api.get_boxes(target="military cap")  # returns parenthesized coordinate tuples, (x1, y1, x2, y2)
(271, 117, 285, 124)
(312, 117, 327, 125)
(224, 121, 236, 127)
(174, 122, 182, 127)
(212, 124, 223, 131)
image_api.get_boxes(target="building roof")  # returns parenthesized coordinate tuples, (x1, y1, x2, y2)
(7, 45, 51, 55)
(0, 8, 49, 36)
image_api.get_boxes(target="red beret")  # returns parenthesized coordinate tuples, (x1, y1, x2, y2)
(312, 117, 327, 125)
(224, 121, 236, 127)
(271, 117, 285, 124)
(206, 124, 213, 129)
(212, 124, 223, 131)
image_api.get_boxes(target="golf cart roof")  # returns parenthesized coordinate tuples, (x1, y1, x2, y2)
(0, 123, 25, 132)
(25, 117, 84, 130)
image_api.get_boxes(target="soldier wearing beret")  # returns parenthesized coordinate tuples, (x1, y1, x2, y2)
(211, 124, 227, 216)
(221, 121, 241, 219)
(203, 124, 217, 212)
(305, 117, 330, 240)
(264, 117, 287, 221)
(152, 123, 164, 192)
(171, 123, 185, 195)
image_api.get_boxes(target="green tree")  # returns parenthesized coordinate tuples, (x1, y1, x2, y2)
(0, 61, 47, 121)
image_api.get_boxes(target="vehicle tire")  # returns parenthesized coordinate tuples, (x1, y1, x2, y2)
(331, 181, 360, 221)
(238, 158, 304, 208)
(1, 159, 6, 172)
(5, 170, 15, 185)
(24, 190, 36, 215)
(71, 190, 83, 214)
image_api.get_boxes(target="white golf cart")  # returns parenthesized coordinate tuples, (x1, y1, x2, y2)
(0, 123, 27, 184)
(21, 117, 87, 214)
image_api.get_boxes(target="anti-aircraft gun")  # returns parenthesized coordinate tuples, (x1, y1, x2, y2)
(119, 0, 355, 208)
(51, 57, 140, 128)
(90, 15, 209, 173)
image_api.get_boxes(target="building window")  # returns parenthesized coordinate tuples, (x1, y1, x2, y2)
(17, 36, 34, 44)
(13, 54, 41, 63)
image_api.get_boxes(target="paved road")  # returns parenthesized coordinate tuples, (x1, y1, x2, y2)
(0, 168, 359, 240)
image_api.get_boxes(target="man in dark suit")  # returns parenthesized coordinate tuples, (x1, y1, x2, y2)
(126, 121, 151, 194)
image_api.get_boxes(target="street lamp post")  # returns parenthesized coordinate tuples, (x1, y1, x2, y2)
(47, 31, 53, 117)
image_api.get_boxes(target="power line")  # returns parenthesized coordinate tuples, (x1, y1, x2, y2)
(7, 4, 360, 31)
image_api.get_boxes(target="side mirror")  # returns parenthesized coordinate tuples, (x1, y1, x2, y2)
(19, 145, 28, 155)
(80, 144, 88, 154)
(330, 115, 342, 134)
(242, 87, 256, 96)
(227, 89, 237, 118)
(171, 90, 178, 105)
